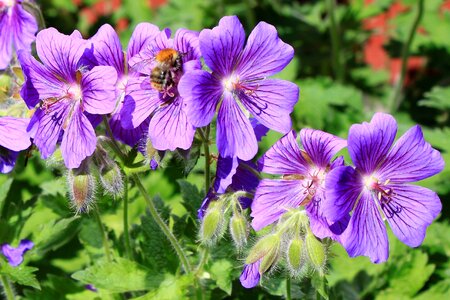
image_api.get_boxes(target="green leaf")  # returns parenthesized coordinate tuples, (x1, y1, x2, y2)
(415, 279, 450, 300)
(209, 259, 233, 295)
(311, 274, 329, 300)
(132, 274, 194, 300)
(419, 86, 450, 111)
(177, 179, 202, 216)
(34, 216, 80, 254)
(72, 258, 163, 293)
(0, 263, 40, 289)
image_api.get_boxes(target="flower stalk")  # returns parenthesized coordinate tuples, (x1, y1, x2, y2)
(390, 0, 425, 112)
(1, 275, 15, 300)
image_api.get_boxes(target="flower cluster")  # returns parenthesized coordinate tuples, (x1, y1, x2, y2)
(0, 7, 444, 293)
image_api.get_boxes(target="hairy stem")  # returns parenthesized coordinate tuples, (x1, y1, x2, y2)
(202, 125, 211, 192)
(102, 116, 191, 272)
(327, 0, 344, 83)
(131, 173, 192, 273)
(123, 176, 133, 260)
(1, 275, 15, 300)
(286, 277, 292, 300)
(92, 207, 112, 262)
(390, 0, 424, 112)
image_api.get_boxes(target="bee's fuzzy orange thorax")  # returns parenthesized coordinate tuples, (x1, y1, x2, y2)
(155, 48, 178, 63)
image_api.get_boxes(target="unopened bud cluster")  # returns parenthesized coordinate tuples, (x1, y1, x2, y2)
(66, 141, 125, 213)
(245, 208, 328, 280)
(200, 191, 250, 249)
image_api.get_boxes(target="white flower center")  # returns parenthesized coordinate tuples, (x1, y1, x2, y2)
(222, 75, 239, 92)
(68, 84, 83, 101)
(363, 175, 378, 191)
(117, 76, 128, 93)
(0, 0, 15, 8)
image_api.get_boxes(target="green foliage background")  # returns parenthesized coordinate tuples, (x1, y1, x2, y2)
(1, 0, 450, 299)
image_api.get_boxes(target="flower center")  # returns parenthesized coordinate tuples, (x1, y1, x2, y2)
(283, 166, 326, 206)
(222, 75, 239, 93)
(0, 0, 15, 9)
(363, 175, 394, 202)
(117, 76, 128, 93)
(68, 84, 83, 101)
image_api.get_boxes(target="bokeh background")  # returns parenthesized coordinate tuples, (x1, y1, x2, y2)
(1, 0, 450, 299)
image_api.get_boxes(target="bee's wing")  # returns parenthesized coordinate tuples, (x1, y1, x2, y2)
(129, 57, 155, 74)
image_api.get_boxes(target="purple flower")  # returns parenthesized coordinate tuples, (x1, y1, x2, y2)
(179, 16, 299, 160)
(1, 239, 34, 267)
(323, 113, 444, 263)
(90, 23, 160, 147)
(0, 116, 31, 173)
(239, 259, 261, 289)
(251, 129, 348, 240)
(0, 0, 38, 69)
(198, 119, 268, 219)
(18, 28, 118, 168)
(121, 27, 201, 151)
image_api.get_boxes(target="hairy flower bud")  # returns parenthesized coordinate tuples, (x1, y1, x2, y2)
(246, 234, 281, 266)
(286, 238, 305, 276)
(200, 201, 226, 246)
(229, 213, 248, 250)
(305, 230, 327, 274)
(67, 161, 96, 213)
(93, 145, 124, 198)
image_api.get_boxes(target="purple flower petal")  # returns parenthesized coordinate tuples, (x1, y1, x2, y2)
(300, 129, 347, 168)
(0, 117, 31, 151)
(216, 92, 257, 160)
(18, 51, 67, 109)
(174, 29, 201, 62)
(250, 118, 269, 142)
(214, 156, 239, 194)
(149, 98, 196, 151)
(240, 260, 261, 289)
(91, 24, 124, 74)
(122, 76, 159, 129)
(81, 66, 118, 115)
(60, 107, 97, 169)
(0, 10, 13, 69)
(378, 125, 445, 183)
(306, 189, 349, 240)
(258, 131, 309, 175)
(11, 3, 38, 51)
(348, 112, 397, 174)
(240, 79, 298, 134)
(383, 184, 441, 247)
(237, 21, 294, 78)
(127, 22, 160, 60)
(178, 70, 222, 128)
(251, 179, 307, 231)
(35, 28, 87, 82)
(109, 114, 149, 147)
(0, 149, 18, 174)
(323, 166, 362, 223)
(1, 239, 34, 267)
(341, 191, 389, 263)
(199, 15, 245, 76)
(29, 104, 68, 159)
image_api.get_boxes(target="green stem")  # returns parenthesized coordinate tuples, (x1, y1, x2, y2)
(390, 0, 424, 112)
(102, 116, 191, 272)
(327, 0, 344, 83)
(286, 277, 292, 300)
(1, 275, 15, 300)
(131, 173, 192, 273)
(92, 207, 112, 262)
(123, 176, 133, 260)
(202, 125, 211, 193)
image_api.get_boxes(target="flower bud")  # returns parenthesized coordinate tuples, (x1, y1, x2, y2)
(305, 231, 327, 274)
(229, 213, 248, 250)
(246, 234, 281, 265)
(200, 202, 226, 246)
(144, 138, 163, 169)
(67, 162, 96, 213)
(286, 238, 305, 276)
(93, 145, 124, 198)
